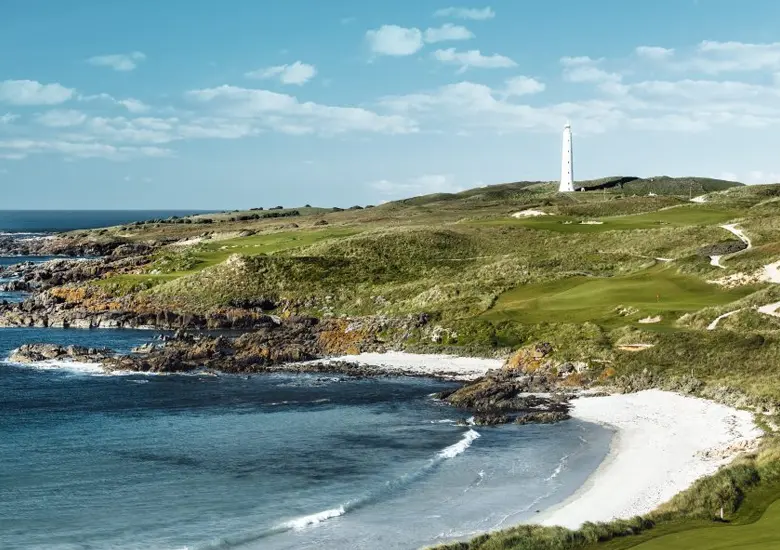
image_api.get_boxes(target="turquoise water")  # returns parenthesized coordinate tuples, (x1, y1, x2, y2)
(0, 328, 612, 550)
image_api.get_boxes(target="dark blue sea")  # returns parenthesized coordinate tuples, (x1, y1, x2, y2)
(0, 210, 208, 233)
(0, 213, 613, 549)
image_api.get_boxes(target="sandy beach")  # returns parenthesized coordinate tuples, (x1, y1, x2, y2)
(315, 351, 504, 380)
(539, 389, 762, 529)
(322, 354, 764, 532)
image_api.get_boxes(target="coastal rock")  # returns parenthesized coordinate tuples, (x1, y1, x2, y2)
(9, 343, 113, 364)
(514, 411, 571, 425)
(473, 413, 511, 426)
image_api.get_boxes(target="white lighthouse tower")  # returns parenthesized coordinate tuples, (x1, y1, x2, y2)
(559, 121, 574, 192)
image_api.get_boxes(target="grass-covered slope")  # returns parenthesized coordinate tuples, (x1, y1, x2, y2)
(29, 176, 780, 550)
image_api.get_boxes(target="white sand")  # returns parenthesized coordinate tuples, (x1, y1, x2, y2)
(539, 390, 762, 529)
(314, 351, 503, 380)
(707, 309, 742, 330)
(710, 224, 751, 269)
(511, 209, 548, 218)
(763, 260, 780, 284)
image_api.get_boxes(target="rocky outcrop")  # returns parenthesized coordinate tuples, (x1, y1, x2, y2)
(0, 234, 151, 258)
(438, 343, 586, 425)
(514, 411, 571, 425)
(8, 343, 114, 364)
(697, 240, 748, 258)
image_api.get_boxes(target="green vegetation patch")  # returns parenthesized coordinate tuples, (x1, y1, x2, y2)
(471, 205, 740, 234)
(627, 498, 780, 549)
(483, 266, 756, 328)
(98, 227, 361, 291)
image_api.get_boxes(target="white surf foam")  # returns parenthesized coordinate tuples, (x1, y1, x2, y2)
(545, 454, 569, 482)
(4, 359, 106, 375)
(281, 506, 347, 530)
(437, 429, 480, 459)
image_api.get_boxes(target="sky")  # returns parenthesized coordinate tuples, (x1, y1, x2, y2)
(2, 0, 780, 209)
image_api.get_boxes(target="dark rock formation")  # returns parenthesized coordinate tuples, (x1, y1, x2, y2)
(9, 343, 114, 364)
(437, 343, 582, 425)
(697, 240, 748, 258)
(514, 411, 571, 425)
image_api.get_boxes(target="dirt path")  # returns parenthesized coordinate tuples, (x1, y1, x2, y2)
(707, 224, 780, 328)
(708, 224, 750, 271)
(707, 309, 742, 330)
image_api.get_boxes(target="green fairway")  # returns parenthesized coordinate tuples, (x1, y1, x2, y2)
(193, 227, 361, 268)
(97, 227, 361, 292)
(472, 206, 739, 233)
(628, 499, 780, 549)
(482, 266, 757, 326)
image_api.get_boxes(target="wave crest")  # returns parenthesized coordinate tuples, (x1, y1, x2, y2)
(438, 429, 480, 459)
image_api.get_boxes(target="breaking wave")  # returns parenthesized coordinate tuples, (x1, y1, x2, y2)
(196, 428, 481, 549)
(3, 359, 106, 376)
(545, 454, 569, 482)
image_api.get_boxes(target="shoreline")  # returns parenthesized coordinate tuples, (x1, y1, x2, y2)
(308, 351, 505, 381)
(535, 389, 762, 529)
(3, 350, 505, 382)
(2, 344, 769, 541)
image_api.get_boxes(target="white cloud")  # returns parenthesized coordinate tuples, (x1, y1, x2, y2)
(34, 109, 88, 128)
(118, 98, 150, 113)
(188, 85, 417, 135)
(433, 48, 516, 72)
(245, 61, 317, 85)
(561, 56, 620, 84)
(637, 41, 780, 74)
(0, 153, 26, 160)
(371, 174, 463, 197)
(502, 76, 545, 97)
(0, 113, 19, 124)
(381, 80, 623, 134)
(746, 170, 780, 184)
(366, 25, 424, 56)
(690, 40, 780, 73)
(0, 80, 74, 105)
(635, 46, 675, 60)
(87, 51, 146, 72)
(434, 7, 495, 20)
(0, 138, 171, 161)
(80, 93, 152, 113)
(423, 24, 474, 43)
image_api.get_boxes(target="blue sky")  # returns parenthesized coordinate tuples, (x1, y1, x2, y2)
(2, 0, 780, 208)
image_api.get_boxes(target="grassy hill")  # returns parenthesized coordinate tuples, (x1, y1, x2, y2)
(31, 175, 780, 550)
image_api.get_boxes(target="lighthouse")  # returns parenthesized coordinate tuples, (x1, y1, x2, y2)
(559, 122, 574, 192)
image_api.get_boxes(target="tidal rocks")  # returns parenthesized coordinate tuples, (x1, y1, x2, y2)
(514, 411, 571, 425)
(473, 413, 511, 426)
(9, 343, 113, 364)
(438, 342, 587, 425)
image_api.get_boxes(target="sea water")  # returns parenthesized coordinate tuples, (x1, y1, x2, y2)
(0, 217, 612, 549)
(0, 210, 209, 233)
(0, 328, 612, 550)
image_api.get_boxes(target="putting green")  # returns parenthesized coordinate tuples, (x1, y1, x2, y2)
(482, 266, 756, 326)
(630, 498, 780, 549)
(473, 206, 739, 233)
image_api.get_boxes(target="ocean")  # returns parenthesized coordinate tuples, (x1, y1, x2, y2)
(0, 210, 209, 233)
(0, 213, 613, 550)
